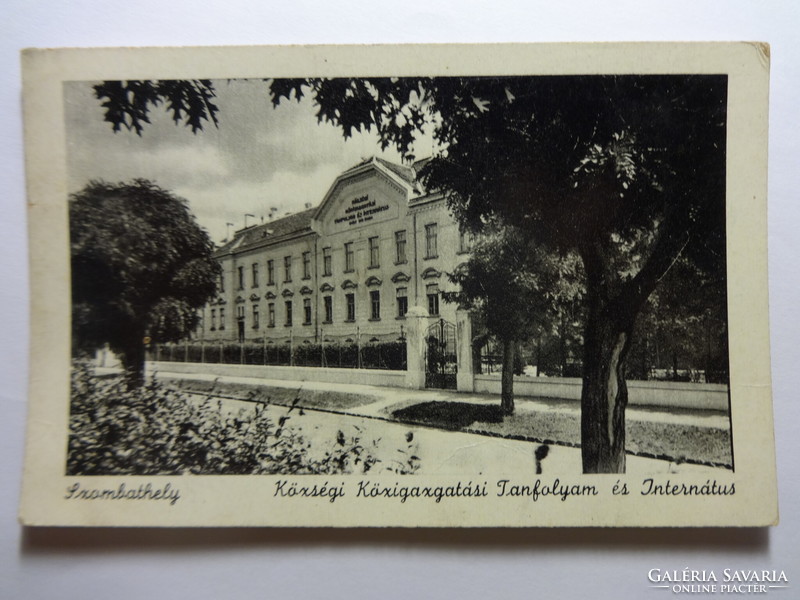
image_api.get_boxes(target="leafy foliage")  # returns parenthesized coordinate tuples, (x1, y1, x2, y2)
(68, 361, 420, 475)
(70, 179, 219, 385)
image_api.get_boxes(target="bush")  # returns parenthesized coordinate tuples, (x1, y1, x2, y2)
(68, 361, 419, 475)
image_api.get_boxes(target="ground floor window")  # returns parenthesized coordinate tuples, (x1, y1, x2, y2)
(252, 305, 259, 329)
(323, 295, 333, 323)
(346, 293, 356, 322)
(370, 290, 381, 320)
(397, 293, 408, 318)
(427, 284, 440, 316)
(268, 303, 275, 327)
(303, 298, 312, 325)
(285, 300, 293, 326)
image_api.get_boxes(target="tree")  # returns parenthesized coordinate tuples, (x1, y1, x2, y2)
(93, 75, 727, 473)
(71, 180, 219, 387)
(444, 222, 581, 416)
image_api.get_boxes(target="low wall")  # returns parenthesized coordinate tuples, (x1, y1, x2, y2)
(148, 361, 406, 388)
(474, 374, 729, 411)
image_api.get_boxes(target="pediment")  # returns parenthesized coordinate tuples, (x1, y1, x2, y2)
(319, 282, 335, 293)
(299, 286, 313, 295)
(421, 267, 442, 280)
(365, 276, 382, 287)
(391, 271, 410, 283)
(235, 295, 246, 304)
(265, 291, 276, 300)
(249, 293, 260, 302)
(281, 289, 294, 298)
(341, 279, 358, 290)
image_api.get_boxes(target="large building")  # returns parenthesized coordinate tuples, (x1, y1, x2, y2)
(199, 157, 472, 345)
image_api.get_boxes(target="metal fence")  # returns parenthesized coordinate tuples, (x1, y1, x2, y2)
(150, 340, 407, 371)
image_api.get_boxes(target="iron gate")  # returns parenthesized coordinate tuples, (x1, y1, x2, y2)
(425, 318, 457, 389)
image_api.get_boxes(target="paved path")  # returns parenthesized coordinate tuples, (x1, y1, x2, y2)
(121, 365, 733, 475)
(142, 366, 730, 430)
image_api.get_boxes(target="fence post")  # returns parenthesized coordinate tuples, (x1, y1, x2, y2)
(456, 309, 475, 392)
(290, 329, 294, 366)
(184, 339, 189, 362)
(404, 306, 429, 389)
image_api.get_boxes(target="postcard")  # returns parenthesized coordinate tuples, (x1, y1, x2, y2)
(19, 42, 776, 526)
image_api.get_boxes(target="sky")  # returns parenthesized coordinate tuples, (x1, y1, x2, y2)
(63, 79, 436, 243)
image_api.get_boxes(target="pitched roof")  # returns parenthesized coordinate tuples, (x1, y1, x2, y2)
(214, 207, 316, 256)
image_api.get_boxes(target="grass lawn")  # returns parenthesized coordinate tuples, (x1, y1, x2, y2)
(161, 377, 732, 468)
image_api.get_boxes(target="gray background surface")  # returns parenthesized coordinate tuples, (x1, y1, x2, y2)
(2, 1, 798, 598)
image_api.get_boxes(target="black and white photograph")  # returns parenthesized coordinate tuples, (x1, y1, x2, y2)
(18, 43, 774, 529)
(64, 74, 733, 480)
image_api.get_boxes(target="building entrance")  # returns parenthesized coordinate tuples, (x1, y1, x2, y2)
(424, 318, 457, 389)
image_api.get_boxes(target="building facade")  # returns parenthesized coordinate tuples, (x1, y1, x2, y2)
(200, 157, 472, 345)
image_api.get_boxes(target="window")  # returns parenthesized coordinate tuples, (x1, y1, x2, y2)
(251, 262, 259, 287)
(267, 260, 275, 285)
(237, 266, 245, 290)
(323, 296, 333, 323)
(218, 272, 225, 293)
(285, 300, 293, 326)
(322, 247, 332, 276)
(210, 308, 217, 330)
(425, 223, 438, 258)
(283, 256, 292, 282)
(427, 284, 439, 316)
(268, 303, 275, 327)
(303, 298, 312, 325)
(252, 305, 260, 328)
(370, 290, 381, 320)
(396, 287, 408, 318)
(219, 308, 225, 330)
(237, 305, 245, 319)
(344, 242, 354, 272)
(346, 293, 356, 322)
(368, 236, 380, 268)
(302, 251, 311, 279)
(459, 229, 473, 253)
(395, 230, 407, 264)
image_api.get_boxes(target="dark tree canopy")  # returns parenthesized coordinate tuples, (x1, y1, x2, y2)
(71, 179, 219, 386)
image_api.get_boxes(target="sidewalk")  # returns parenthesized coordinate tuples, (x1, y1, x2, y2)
(141, 365, 733, 469)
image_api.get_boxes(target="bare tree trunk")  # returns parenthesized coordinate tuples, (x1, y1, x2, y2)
(120, 336, 146, 389)
(501, 338, 515, 416)
(580, 309, 634, 473)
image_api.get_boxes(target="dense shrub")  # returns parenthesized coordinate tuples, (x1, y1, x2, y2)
(68, 361, 419, 475)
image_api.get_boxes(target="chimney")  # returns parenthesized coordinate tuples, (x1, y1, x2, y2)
(304, 202, 312, 210)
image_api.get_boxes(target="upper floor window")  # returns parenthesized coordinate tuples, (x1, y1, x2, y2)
(395, 230, 407, 264)
(368, 236, 380, 268)
(344, 242, 354, 272)
(283, 256, 292, 282)
(267, 260, 275, 285)
(302, 251, 311, 279)
(425, 223, 438, 259)
(251, 262, 259, 287)
(322, 247, 332, 276)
